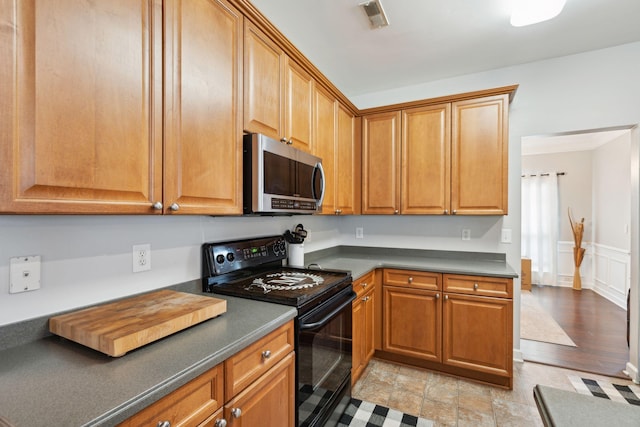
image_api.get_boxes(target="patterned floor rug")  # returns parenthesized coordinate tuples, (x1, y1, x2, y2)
(337, 398, 434, 427)
(569, 375, 640, 405)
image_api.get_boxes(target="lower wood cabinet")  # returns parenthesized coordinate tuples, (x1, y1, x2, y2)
(380, 269, 513, 388)
(352, 271, 376, 384)
(119, 320, 295, 427)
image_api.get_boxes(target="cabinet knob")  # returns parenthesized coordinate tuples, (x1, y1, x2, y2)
(362, 296, 370, 302)
(152, 202, 163, 210)
(444, 295, 449, 301)
(444, 209, 449, 214)
(435, 293, 440, 299)
(408, 277, 413, 283)
(394, 209, 399, 214)
(169, 203, 180, 211)
(214, 419, 227, 427)
(452, 209, 457, 214)
(473, 283, 479, 290)
(335, 209, 342, 214)
(231, 408, 242, 418)
(157, 422, 170, 427)
(262, 350, 271, 359)
(280, 137, 293, 145)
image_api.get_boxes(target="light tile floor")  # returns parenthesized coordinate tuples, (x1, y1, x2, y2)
(352, 358, 636, 426)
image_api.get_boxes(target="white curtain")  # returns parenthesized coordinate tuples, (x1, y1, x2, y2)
(521, 174, 559, 286)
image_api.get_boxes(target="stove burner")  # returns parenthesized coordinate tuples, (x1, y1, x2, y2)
(248, 271, 325, 293)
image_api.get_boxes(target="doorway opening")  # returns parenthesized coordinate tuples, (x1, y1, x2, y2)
(520, 126, 634, 378)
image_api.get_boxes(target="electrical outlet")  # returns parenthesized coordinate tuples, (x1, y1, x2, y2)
(132, 244, 151, 273)
(461, 229, 471, 241)
(501, 228, 513, 244)
(355, 227, 364, 239)
(9, 255, 41, 293)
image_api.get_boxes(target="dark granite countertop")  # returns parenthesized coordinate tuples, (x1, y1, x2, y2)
(0, 281, 296, 427)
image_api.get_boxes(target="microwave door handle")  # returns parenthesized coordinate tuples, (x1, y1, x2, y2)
(315, 162, 326, 208)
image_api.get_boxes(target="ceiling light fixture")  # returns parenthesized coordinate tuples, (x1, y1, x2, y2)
(360, 0, 389, 29)
(510, 0, 567, 27)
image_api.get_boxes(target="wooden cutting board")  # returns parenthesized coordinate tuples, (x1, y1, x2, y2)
(49, 290, 226, 357)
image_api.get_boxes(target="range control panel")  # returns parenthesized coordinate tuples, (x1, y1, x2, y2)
(202, 235, 287, 276)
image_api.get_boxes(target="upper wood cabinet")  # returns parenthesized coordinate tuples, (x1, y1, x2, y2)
(402, 104, 451, 214)
(244, 21, 313, 152)
(362, 93, 510, 215)
(0, 0, 243, 214)
(314, 88, 361, 215)
(451, 94, 509, 215)
(336, 103, 361, 215)
(243, 20, 284, 140)
(362, 111, 402, 214)
(0, 0, 162, 213)
(164, 0, 243, 215)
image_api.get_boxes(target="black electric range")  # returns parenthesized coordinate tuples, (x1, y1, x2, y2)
(202, 235, 354, 427)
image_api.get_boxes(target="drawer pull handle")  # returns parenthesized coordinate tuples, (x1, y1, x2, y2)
(362, 296, 370, 302)
(361, 282, 368, 288)
(157, 422, 170, 427)
(262, 350, 272, 359)
(215, 419, 227, 427)
(473, 283, 479, 290)
(231, 408, 242, 418)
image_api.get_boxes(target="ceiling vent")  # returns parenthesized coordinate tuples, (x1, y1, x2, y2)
(360, 0, 389, 29)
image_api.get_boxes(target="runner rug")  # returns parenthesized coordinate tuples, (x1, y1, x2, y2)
(338, 398, 434, 427)
(521, 290, 576, 346)
(569, 375, 640, 405)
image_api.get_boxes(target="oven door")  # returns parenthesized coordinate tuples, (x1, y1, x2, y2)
(297, 287, 355, 427)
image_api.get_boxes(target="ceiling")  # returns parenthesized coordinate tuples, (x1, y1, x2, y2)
(250, 0, 640, 98)
(521, 128, 632, 155)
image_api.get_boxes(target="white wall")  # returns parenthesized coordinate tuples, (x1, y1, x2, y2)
(593, 133, 632, 250)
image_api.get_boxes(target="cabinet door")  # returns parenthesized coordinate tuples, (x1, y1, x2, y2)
(451, 94, 508, 215)
(313, 85, 336, 214)
(284, 58, 313, 152)
(336, 104, 361, 215)
(0, 0, 162, 213)
(243, 21, 284, 140)
(226, 352, 295, 427)
(351, 296, 364, 384)
(442, 293, 512, 378)
(164, 0, 243, 214)
(401, 104, 451, 214)
(362, 111, 401, 214)
(382, 285, 441, 362)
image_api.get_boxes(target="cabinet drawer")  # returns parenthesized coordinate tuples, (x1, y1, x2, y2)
(383, 269, 440, 291)
(443, 274, 512, 298)
(353, 270, 375, 298)
(225, 320, 295, 398)
(118, 364, 223, 427)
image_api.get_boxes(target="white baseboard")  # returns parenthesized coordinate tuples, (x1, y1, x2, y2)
(625, 362, 639, 384)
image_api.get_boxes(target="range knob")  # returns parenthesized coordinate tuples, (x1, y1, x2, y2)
(226, 253, 235, 262)
(216, 254, 225, 264)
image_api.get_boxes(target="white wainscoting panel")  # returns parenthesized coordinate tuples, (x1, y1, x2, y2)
(591, 243, 630, 309)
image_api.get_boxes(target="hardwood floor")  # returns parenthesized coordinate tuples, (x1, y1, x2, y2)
(521, 285, 629, 379)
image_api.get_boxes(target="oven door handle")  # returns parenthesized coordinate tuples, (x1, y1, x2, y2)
(299, 291, 356, 330)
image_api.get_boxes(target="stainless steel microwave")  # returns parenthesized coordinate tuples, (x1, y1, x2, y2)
(243, 133, 325, 215)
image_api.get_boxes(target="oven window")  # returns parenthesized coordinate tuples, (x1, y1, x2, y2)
(298, 298, 352, 427)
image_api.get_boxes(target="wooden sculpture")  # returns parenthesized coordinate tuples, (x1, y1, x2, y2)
(568, 208, 585, 290)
